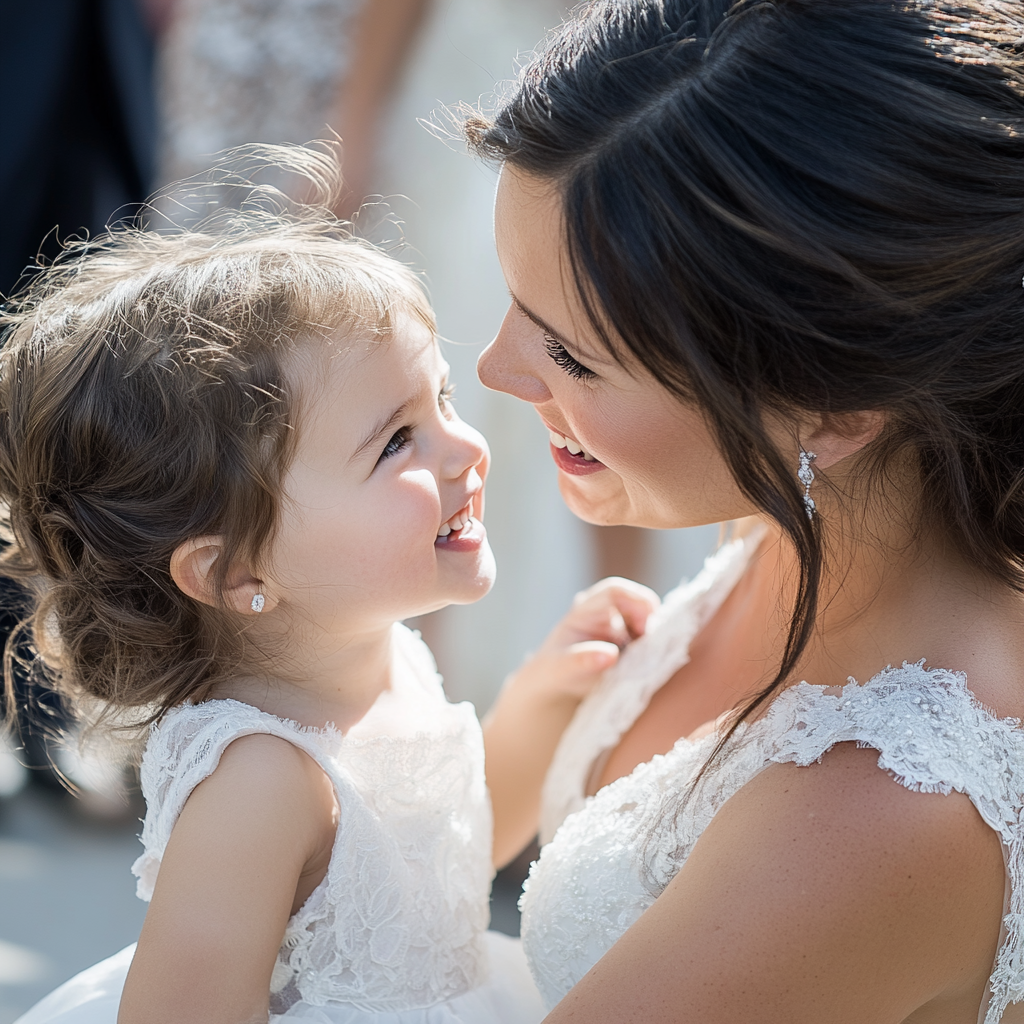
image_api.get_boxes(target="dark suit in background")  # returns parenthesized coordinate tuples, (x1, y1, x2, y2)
(0, 0, 158, 785)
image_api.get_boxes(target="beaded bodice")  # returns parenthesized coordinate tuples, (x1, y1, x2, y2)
(132, 626, 493, 1013)
(523, 539, 1024, 1023)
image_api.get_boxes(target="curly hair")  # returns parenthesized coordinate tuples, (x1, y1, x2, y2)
(0, 145, 434, 741)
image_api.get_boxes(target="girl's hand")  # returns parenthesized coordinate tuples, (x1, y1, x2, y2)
(485, 577, 659, 867)
(510, 577, 660, 706)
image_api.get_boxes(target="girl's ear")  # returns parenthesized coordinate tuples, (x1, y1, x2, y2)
(169, 536, 277, 615)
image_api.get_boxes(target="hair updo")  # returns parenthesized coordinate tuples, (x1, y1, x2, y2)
(0, 145, 433, 737)
(467, 0, 1024, 729)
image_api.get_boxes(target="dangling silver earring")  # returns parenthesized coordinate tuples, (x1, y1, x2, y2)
(251, 593, 265, 613)
(798, 449, 817, 520)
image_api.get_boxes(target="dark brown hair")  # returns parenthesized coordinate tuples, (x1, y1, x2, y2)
(466, 0, 1024, 742)
(0, 146, 433, 739)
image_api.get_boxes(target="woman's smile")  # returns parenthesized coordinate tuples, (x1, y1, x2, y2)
(544, 423, 606, 476)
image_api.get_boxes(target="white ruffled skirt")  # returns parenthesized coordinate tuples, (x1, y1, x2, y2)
(14, 932, 545, 1024)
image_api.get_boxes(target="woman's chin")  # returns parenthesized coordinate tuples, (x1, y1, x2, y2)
(557, 474, 636, 527)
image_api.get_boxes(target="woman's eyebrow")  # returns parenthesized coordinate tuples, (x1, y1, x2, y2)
(350, 401, 410, 462)
(510, 294, 607, 365)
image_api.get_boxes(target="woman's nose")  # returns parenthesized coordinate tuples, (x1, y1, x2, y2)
(477, 305, 552, 404)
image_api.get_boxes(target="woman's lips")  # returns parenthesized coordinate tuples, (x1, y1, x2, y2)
(549, 442, 607, 476)
(545, 424, 606, 476)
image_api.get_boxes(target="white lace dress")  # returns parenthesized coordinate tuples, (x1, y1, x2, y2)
(522, 532, 1024, 1024)
(16, 626, 544, 1024)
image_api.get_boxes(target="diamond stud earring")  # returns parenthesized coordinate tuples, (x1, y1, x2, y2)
(251, 593, 265, 613)
(797, 449, 817, 520)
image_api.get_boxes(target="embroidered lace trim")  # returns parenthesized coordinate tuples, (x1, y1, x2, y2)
(133, 628, 493, 1012)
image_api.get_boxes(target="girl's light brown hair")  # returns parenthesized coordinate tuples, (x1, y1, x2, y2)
(0, 144, 433, 741)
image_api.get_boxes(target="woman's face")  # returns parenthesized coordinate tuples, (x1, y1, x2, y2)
(479, 165, 754, 529)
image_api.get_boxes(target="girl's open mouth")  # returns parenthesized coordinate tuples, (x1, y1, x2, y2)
(435, 496, 486, 551)
(547, 428, 606, 476)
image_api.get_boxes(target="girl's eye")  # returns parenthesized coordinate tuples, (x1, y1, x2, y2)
(439, 383, 456, 410)
(544, 335, 596, 381)
(379, 428, 411, 461)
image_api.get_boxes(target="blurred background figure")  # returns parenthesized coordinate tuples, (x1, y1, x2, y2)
(0, 0, 160, 808)
(0, 4, 161, 1020)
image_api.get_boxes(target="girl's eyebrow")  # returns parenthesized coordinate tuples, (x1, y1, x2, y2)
(351, 401, 410, 462)
(510, 294, 607, 366)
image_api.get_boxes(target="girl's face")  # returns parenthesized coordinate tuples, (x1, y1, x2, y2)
(479, 166, 753, 530)
(268, 316, 494, 634)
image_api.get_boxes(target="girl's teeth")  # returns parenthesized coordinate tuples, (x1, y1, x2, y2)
(437, 523, 452, 537)
(549, 430, 568, 449)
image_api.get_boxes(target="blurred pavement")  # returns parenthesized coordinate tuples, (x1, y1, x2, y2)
(0, 788, 146, 1023)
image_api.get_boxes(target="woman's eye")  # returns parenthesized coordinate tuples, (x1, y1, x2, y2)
(544, 335, 596, 381)
(379, 428, 411, 461)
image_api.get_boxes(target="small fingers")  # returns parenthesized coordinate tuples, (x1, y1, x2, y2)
(572, 577, 660, 640)
(564, 640, 621, 672)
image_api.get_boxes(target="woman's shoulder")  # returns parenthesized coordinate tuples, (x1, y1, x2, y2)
(641, 738, 1008, 1024)
(765, 662, 1024, 823)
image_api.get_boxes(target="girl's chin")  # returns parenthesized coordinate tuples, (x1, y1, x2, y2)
(427, 540, 496, 610)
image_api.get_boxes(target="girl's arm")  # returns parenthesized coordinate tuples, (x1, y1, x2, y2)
(541, 742, 1005, 1024)
(118, 733, 338, 1024)
(485, 578, 659, 868)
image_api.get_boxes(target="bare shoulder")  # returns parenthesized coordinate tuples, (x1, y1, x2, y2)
(547, 741, 1006, 1024)
(176, 731, 338, 858)
(677, 743, 1004, 1018)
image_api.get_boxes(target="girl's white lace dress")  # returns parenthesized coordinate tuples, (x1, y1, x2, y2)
(523, 530, 1024, 1024)
(17, 625, 544, 1024)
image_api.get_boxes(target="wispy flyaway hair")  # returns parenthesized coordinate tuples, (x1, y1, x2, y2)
(0, 144, 433, 740)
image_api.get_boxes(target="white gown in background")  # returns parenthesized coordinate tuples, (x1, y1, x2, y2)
(156, 0, 366, 185)
(15, 626, 544, 1024)
(523, 530, 1024, 1024)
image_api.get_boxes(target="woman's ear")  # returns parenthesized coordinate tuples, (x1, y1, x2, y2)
(801, 411, 886, 471)
(169, 536, 277, 615)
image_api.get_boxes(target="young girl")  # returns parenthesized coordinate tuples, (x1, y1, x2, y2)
(1, 149, 656, 1024)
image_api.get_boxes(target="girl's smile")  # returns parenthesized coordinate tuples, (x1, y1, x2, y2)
(266, 315, 496, 641)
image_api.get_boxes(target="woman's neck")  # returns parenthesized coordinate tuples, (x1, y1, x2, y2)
(754, 481, 1024, 712)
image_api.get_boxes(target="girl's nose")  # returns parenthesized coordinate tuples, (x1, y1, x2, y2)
(477, 305, 552, 404)
(442, 414, 490, 484)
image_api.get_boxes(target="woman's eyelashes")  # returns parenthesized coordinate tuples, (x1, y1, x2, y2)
(543, 334, 596, 381)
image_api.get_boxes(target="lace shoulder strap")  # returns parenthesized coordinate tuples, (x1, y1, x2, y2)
(132, 699, 339, 901)
(539, 526, 766, 844)
(763, 663, 1024, 1024)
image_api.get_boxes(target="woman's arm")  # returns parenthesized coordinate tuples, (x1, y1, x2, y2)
(118, 733, 337, 1024)
(485, 578, 658, 868)
(542, 742, 1005, 1024)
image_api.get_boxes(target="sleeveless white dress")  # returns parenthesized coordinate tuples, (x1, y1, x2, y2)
(522, 531, 1024, 1024)
(16, 625, 544, 1024)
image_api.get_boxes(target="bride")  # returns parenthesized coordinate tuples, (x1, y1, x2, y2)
(475, 2, 1024, 1022)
